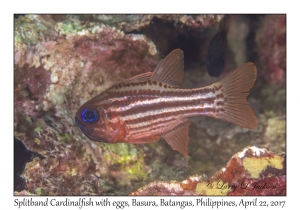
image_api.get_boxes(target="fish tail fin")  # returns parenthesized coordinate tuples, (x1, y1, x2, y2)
(215, 62, 258, 129)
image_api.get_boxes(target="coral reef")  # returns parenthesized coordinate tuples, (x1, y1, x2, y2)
(255, 15, 286, 85)
(14, 14, 286, 196)
(131, 146, 286, 195)
(14, 15, 159, 195)
(59, 14, 224, 33)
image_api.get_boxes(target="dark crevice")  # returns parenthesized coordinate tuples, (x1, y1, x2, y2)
(14, 137, 44, 192)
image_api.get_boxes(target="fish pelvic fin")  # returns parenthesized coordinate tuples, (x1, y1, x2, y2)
(162, 118, 191, 156)
(215, 62, 258, 129)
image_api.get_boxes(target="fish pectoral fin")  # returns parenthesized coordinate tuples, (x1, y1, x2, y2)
(151, 49, 184, 87)
(162, 118, 191, 156)
(122, 72, 153, 83)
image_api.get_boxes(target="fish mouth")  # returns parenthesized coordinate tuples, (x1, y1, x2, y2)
(75, 117, 106, 142)
(75, 117, 87, 133)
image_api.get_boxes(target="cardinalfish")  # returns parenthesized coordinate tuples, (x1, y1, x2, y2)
(75, 49, 257, 156)
(206, 16, 230, 77)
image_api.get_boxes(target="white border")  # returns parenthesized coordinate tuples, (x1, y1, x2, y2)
(4, 0, 295, 208)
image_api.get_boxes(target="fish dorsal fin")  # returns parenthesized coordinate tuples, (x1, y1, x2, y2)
(122, 72, 153, 83)
(162, 118, 191, 156)
(151, 49, 184, 87)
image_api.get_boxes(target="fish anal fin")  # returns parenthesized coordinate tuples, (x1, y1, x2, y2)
(216, 62, 258, 129)
(122, 72, 153, 83)
(151, 49, 184, 87)
(162, 118, 191, 156)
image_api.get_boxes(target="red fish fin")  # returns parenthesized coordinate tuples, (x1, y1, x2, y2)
(162, 118, 191, 156)
(217, 62, 258, 129)
(122, 72, 153, 83)
(151, 49, 184, 87)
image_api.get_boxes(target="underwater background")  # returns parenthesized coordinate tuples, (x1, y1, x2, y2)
(14, 14, 286, 195)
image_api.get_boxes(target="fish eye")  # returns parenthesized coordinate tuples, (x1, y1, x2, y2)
(81, 108, 99, 123)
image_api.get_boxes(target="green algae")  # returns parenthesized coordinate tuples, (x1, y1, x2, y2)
(55, 21, 86, 35)
(34, 126, 42, 135)
(14, 15, 53, 45)
(102, 143, 136, 164)
(55, 20, 106, 35)
(57, 133, 72, 142)
(101, 143, 148, 182)
(34, 187, 46, 195)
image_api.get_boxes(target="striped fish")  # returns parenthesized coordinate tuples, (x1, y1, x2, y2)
(75, 49, 257, 155)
